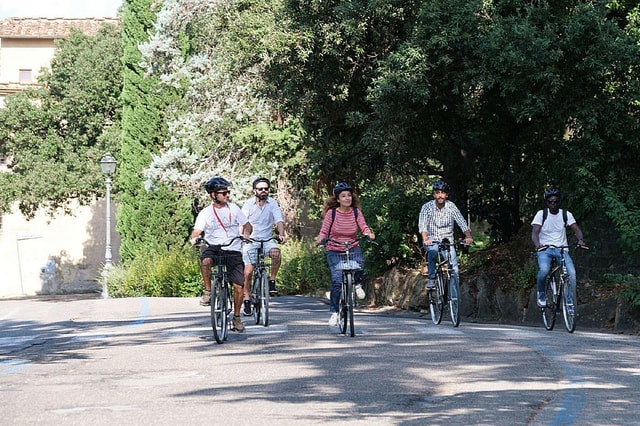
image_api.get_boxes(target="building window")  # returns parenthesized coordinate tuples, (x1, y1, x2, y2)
(19, 69, 33, 83)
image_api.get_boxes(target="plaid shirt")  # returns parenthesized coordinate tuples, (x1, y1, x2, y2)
(418, 200, 470, 242)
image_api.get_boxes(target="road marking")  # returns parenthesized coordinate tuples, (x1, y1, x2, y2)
(0, 359, 31, 375)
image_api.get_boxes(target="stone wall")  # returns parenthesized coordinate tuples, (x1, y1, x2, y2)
(367, 212, 640, 334)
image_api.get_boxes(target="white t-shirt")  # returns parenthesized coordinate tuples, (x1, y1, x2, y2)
(194, 203, 248, 251)
(531, 209, 576, 248)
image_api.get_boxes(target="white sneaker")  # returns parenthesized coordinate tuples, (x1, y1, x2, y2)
(355, 284, 365, 300)
(328, 312, 339, 326)
(537, 292, 547, 308)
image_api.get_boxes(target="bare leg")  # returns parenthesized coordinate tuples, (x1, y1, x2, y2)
(201, 258, 212, 291)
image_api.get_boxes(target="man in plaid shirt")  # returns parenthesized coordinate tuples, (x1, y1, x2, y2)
(418, 180, 473, 289)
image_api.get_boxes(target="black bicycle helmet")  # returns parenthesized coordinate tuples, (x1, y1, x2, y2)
(432, 180, 450, 193)
(252, 177, 270, 189)
(333, 181, 353, 196)
(204, 177, 231, 194)
(544, 187, 561, 200)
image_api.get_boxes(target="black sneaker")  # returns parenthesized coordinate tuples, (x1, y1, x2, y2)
(243, 299, 252, 316)
(269, 280, 277, 295)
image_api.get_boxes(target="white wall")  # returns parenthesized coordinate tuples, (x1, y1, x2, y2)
(0, 38, 55, 83)
(0, 199, 120, 297)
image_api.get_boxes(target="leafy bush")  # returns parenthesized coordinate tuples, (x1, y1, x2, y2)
(602, 273, 640, 307)
(106, 245, 201, 297)
(359, 181, 428, 272)
(277, 239, 330, 295)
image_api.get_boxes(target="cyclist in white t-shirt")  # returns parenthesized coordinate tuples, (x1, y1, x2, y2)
(531, 188, 586, 308)
(190, 177, 252, 332)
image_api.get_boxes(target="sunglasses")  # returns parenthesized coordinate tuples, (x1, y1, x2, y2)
(255, 187, 269, 192)
(216, 190, 230, 196)
(547, 199, 559, 204)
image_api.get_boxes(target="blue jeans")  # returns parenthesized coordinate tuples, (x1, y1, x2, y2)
(536, 247, 576, 294)
(327, 247, 363, 313)
(424, 243, 460, 297)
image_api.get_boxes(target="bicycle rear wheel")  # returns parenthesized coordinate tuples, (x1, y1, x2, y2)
(429, 274, 445, 325)
(211, 278, 228, 343)
(561, 277, 576, 333)
(541, 276, 557, 331)
(448, 274, 460, 327)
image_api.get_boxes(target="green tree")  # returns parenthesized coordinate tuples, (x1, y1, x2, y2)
(118, 0, 193, 261)
(0, 25, 122, 217)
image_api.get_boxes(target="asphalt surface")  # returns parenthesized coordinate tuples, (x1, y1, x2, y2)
(1, 295, 638, 425)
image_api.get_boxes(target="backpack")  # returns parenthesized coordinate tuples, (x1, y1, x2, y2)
(542, 207, 568, 228)
(327, 207, 359, 238)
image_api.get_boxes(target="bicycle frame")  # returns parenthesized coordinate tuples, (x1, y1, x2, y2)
(247, 237, 278, 327)
(426, 239, 461, 327)
(538, 244, 585, 333)
(197, 236, 244, 344)
(322, 236, 372, 337)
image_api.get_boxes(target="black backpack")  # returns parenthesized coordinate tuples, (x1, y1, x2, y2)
(542, 207, 568, 228)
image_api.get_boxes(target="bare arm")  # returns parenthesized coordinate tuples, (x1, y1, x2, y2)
(190, 229, 203, 245)
(531, 224, 542, 249)
(570, 223, 586, 246)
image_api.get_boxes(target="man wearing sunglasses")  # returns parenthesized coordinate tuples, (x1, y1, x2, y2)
(190, 176, 252, 332)
(531, 188, 587, 308)
(241, 177, 287, 316)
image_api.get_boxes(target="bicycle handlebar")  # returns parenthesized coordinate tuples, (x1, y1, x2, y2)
(319, 235, 378, 248)
(246, 236, 282, 244)
(425, 239, 472, 248)
(536, 243, 590, 252)
(194, 235, 248, 250)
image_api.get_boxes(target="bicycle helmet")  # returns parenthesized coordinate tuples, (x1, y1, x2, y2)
(333, 181, 353, 196)
(432, 180, 450, 193)
(204, 177, 231, 194)
(544, 187, 561, 200)
(252, 177, 270, 189)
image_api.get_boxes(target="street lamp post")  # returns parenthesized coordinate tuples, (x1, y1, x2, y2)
(100, 153, 117, 298)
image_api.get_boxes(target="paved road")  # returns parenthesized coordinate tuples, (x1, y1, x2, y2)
(1, 295, 638, 425)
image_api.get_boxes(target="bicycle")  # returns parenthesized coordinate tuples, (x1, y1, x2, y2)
(246, 237, 280, 327)
(425, 238, 467, 327)
(537, 243, 588, 333)
(196, 236, 245, 344)
(321, 236, 375, 337)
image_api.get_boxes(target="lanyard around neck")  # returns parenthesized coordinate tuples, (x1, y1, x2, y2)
(213, 205, 231, 233)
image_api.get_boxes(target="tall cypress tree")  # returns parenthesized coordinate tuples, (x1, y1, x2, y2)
(118, 0, 192, 261)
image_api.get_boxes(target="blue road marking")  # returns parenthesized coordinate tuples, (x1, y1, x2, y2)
(527, 340, 585, 425)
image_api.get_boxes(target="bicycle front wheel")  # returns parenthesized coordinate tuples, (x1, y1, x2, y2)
(252, 272, 262, 325)
(338, 279, 348, 335)
(448, 274, 460, 327)
(211, 278, 228, 344)
(561, 277, 576, 333)
(429, 274, 445, 325)
(346, 274, 355, 337)
(541, 276, 557, 331)
(259, 272, 270, 327)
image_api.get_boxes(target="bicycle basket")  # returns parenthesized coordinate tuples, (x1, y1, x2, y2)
(335, 251, 364, 271)
(247, 248, 271, 267)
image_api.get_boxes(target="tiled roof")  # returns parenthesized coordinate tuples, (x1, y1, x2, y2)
(0, 18, 119, 39)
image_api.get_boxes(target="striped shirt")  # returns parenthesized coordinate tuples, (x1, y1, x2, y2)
(418, 200, 470, 242)
(318, 208, 371, 251)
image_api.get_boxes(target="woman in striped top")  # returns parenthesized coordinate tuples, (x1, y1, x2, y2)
(316, 182, 376, 326)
